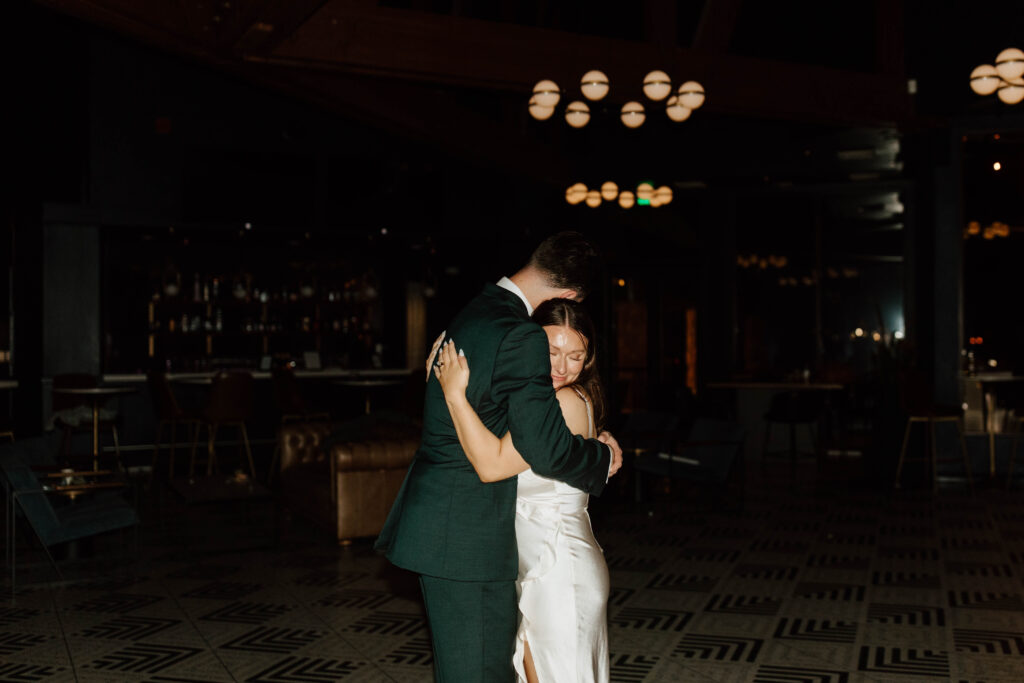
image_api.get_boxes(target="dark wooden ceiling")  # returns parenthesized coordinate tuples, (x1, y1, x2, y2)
(34, 1, 912, 124)
(31, 0, 931, 190)
(31, 0, 1024, 195)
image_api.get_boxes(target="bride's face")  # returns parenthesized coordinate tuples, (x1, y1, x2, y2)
(545, 324, 587, 390)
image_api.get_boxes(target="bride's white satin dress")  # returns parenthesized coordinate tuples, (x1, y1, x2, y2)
(513, 393, 609, 682)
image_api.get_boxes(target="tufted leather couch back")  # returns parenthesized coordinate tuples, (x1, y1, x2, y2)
(279, 421, 417, 544)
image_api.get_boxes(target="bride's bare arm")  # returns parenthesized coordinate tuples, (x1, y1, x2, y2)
(433, 341, 527, 481)
(434, 340, 591, 482)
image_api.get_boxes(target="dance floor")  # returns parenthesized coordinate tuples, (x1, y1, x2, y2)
(4, 463, 1024, 682)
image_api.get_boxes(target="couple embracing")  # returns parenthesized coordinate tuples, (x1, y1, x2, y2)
(376, 231, 624, 682)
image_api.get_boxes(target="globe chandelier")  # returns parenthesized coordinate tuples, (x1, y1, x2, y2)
(969, 48, 1024, 105)
(565, 181, 673, 209)
(529, 70, 706, 128)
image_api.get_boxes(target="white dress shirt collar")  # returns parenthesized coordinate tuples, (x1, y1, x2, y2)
(496, 277, 533, 316)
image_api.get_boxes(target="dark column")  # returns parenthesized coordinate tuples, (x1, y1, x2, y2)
(931, 133, 962, 405)
(697, 190, 737, 388)
(42, 223, 101, 379)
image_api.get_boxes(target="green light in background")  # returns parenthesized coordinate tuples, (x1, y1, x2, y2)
(637, 198, 650, 206)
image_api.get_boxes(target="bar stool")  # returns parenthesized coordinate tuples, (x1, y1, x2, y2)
(147, 371, 201, 479)
(762, 391, 820, 466)
(894, 371, 974, 494)
(189, 371, 255, 478)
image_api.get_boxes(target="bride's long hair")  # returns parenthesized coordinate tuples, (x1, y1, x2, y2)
(532, 299, 605, 431)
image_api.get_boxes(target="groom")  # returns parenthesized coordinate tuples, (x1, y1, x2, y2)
(376, 231, 622, 682)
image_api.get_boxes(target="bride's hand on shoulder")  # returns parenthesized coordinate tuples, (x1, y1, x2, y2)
(433, 340, 469, 400)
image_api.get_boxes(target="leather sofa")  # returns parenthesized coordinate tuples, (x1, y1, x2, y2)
(278, 420, 418, 544)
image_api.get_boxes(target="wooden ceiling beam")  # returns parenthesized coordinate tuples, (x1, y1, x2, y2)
(249, 65, 568, 184)
(33, 0, 215, 61)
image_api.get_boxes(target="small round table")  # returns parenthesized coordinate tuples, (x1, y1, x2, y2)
(52, 386, 137, 470)
(332, 379, 405, 414)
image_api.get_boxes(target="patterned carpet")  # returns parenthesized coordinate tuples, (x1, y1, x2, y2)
(3, 463, 1024, 682)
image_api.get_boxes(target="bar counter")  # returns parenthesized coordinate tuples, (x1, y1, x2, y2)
(103, 367, 413, 383)
(44, 368, 418, 456)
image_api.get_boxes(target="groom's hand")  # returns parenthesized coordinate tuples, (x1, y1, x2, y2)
(597, 431, 623, 477)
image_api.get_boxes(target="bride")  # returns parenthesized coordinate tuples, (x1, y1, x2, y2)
(432, 298, 609, 683)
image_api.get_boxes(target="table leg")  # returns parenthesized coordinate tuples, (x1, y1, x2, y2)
(92, 402, 100, 471)
(990, 432, 996, 478)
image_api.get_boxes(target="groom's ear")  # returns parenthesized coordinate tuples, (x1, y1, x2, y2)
(555, 289, 579, 301)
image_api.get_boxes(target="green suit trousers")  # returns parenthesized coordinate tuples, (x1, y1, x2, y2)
(419, 575, 517, 682)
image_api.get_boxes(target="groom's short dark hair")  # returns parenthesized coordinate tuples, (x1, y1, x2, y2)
(528, 231, 601, 301)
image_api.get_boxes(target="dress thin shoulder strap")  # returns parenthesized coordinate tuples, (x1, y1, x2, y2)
(570, 385, 595, 439)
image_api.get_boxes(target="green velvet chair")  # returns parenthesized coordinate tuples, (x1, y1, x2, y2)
(1, 450, 138, 593)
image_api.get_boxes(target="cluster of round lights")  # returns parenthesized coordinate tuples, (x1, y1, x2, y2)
(970, 48, 1024, 105)
(852, 328, 890, 343)
(564, 181, 673, 209)
(737, 254, 788, 269)
(530, 70, 705, 128)
(965, 220, 1011, 239)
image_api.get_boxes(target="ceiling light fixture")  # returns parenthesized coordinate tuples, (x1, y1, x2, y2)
(971, 48, 1024, 105)
(565, 182, 673, 209)
(530, 71, 705, 127)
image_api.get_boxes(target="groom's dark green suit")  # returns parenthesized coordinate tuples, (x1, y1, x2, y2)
(375, 282, 611, 682)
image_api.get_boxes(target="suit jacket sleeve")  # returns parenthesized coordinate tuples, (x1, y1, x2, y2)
(491, 321, 610, 495)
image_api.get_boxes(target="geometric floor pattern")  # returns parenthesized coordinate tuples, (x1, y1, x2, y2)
(4, 463, 1024, 681)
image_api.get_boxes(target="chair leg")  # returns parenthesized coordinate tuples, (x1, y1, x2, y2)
(169, 420, 178, 477)
(39, 542, 64, 584)
(8, 501, 64, 595)
(788, 422, 797, 467)
(240, 423, 255, 480)
(111, 425, 122, 470)
(268, 429, 281, 484)
(1011, 436, 1019, 489)
(928, 419, 939, 494)
(207, 424, 219, 475)
(189, 423, 203, 478)
(894, 419, 913, 488)
(955, 418, 975, 495)
(8, 492, 14, 594)
(150, 421, 165, 484)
